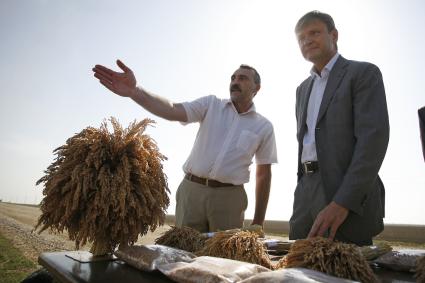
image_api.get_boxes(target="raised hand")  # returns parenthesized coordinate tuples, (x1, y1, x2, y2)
(92, 60, 137, 98)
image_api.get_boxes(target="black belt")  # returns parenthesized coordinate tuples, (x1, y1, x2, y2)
(302, 161, 319, 174)
(185, 173, 236, 187)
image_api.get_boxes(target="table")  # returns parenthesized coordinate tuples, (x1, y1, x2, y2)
(39, 251, 174, 283)
(371, 265, 416, 283)
(39, 251, 416, 283)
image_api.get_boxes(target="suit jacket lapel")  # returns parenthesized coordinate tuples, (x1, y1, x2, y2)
(316, 56, 348, 124)
(419, 106, 425, 161)
(298, 77, 314, 139)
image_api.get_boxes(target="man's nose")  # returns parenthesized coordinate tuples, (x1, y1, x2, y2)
(300, 37, 313, 47)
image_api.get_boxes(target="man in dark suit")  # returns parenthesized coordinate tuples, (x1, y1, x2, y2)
(419, 107, 425, 161)
(290, 11, 390, 246)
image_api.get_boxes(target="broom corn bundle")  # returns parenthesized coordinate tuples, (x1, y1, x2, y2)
(197, 230, 272, 269)
(358, 242, 392, 261)
(35, 117, 170, 255)
(277, 237, 378, 283)
(155, 226, 206, 253)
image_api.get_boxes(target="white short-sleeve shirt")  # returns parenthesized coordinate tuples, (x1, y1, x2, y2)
(181, 95, 277, 185)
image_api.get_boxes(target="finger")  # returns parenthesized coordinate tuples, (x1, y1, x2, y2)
(328, 217, 344, 240)
(328, 223, 338, 241)
(116, 59, 132, 73)
(93, 64, 116, 75)
(93, 68, 115, 83)
(308, 220, 321, 238)
(93, 71, 112, 84)
(317, 222, 330, 237)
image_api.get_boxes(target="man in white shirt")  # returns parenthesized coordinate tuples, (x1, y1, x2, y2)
(92, 61, 277, 232)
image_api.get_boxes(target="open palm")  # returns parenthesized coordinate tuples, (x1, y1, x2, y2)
(92, 60, 136, 97)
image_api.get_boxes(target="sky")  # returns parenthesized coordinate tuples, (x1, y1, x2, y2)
(0, 0, 424, 225)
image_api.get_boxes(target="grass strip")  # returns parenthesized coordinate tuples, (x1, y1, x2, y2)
(0, 232, 37, 283)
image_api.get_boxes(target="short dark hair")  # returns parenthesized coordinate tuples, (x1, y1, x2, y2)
(295, 10, 336, 33)
(239, 64, 261, 84)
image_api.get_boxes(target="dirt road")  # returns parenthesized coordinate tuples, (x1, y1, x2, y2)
(0, 202, 171, 264)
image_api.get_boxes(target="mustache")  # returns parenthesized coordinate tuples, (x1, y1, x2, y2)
(230, 84, 241, 92)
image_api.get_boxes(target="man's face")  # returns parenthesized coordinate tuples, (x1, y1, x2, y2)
(229, 68, 259, 103)
(296, 19, 338, 65)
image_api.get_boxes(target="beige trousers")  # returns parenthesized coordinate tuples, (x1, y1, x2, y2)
(175, 178, 247, 233)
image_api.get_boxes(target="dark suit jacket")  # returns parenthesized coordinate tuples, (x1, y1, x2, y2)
(295, 55, 390, 243)
(419, 107, 425, 161)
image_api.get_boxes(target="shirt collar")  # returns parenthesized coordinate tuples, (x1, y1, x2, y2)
(224, 99, 256, 114)
(310, 52, 340, 79)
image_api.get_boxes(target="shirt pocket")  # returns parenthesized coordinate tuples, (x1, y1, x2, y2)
(236, 130, 260, 157)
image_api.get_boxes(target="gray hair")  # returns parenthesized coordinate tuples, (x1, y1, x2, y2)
(295, 10, 336, 33)
(239, 64, 261, 84)
(295, 11, 338, 50)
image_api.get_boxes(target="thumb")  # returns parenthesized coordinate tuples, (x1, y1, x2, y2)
(116, 59, 131, 73)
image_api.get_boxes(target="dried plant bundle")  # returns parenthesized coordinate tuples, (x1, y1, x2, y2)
(35, 117, 170, 255)
(155, 226, 206, 253)
(197, 231, 272, 269)
(359, 242, 392, 261)
(416, 256, 425, 283)
(277, 237, 378, 283)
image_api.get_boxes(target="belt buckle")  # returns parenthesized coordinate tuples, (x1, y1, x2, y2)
(304, 161, 314, 174)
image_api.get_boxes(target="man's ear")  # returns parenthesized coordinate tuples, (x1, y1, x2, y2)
(332, 29, 338, 45)
(253, 84, 261, 97)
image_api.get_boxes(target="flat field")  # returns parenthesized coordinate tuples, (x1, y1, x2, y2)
(0, 202, 172, 264)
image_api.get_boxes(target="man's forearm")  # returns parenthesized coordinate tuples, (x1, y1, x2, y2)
(130, 86, 188, 122)
(252, 164, 272, 226)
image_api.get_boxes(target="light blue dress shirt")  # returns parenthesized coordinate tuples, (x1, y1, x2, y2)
(301, 53, 340, 163)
